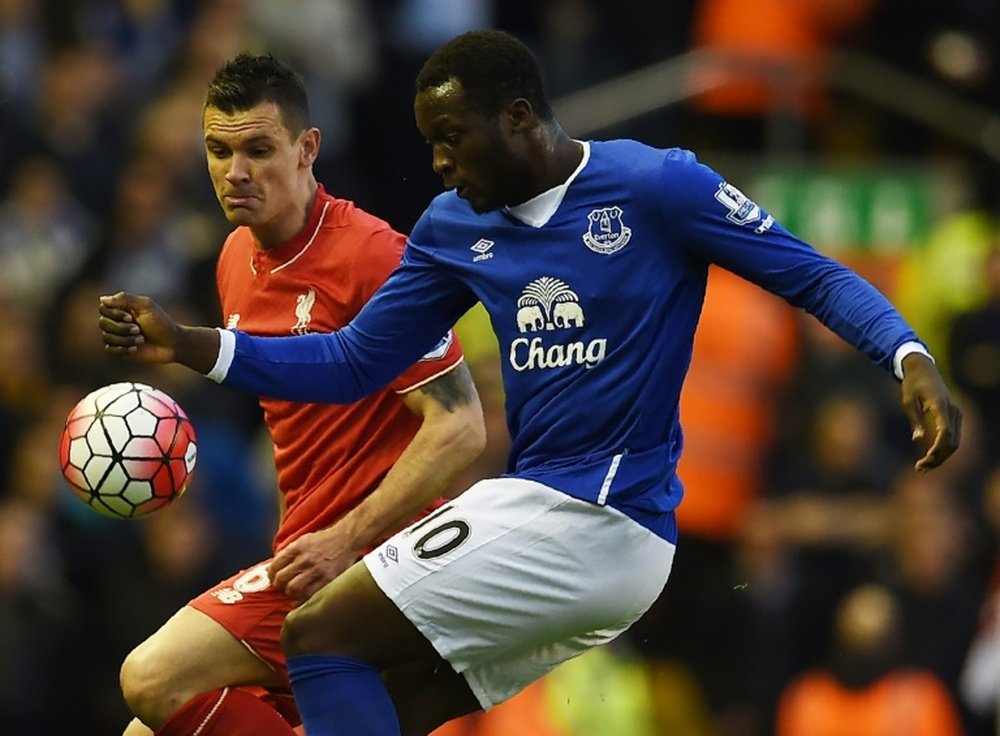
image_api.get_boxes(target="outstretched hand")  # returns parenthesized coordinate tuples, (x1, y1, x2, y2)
(900, 353, 962, 472)
(99, 292, 179, 364)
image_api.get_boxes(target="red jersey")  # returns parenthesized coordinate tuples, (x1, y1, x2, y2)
(215, 186, 464, 550)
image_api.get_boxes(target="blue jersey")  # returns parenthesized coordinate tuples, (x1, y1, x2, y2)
(223, 140, 919, 543)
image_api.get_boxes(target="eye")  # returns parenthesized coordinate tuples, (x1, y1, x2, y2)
(444, 132, 460, 145)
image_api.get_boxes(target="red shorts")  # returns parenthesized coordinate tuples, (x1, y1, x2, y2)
(189, 560, 300, 724)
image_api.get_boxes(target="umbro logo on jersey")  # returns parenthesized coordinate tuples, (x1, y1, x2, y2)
(470, 238, 494, 262)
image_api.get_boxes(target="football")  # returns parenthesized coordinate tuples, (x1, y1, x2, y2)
(59, 382, 198, 519)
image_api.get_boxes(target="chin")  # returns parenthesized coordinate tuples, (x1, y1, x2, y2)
(224, 208, 255, 225)
(468, 196, 500, 214)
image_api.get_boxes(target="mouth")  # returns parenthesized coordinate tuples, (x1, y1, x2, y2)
(223, 194, 257, 207)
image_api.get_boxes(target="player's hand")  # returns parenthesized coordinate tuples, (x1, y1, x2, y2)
(900, 353, 962, 472)
(268, 528, 361, 603)
(99, 292, 179, 364)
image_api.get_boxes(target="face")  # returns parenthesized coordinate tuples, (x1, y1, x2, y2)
(203, 101, 317, 244)
(414, 81, 531, 213)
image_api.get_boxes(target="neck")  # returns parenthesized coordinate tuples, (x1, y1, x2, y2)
(253, 179, 318, 250)
(530, 123, 583, 195)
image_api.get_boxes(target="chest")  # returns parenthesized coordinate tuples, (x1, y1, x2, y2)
(442, 204, 690, 338)
(219, 264, 360, 336)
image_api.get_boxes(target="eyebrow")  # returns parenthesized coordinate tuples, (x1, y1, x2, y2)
(204, 133, 276, 145)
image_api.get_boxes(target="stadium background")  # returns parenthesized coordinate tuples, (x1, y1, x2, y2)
(0, 1, 998, 734)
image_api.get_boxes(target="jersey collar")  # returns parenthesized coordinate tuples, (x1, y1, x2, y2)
(505, 141, 590, 228)
(251, 185, 330, 275)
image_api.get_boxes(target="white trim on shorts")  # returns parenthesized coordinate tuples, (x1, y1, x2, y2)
(363, 477, 675, 709)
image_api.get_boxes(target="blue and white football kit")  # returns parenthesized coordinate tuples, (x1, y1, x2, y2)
(208, 140, 929, 706)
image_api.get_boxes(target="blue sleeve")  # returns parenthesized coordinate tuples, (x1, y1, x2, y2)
(663, 155, 919, 372)
(223, 222, 477, 403)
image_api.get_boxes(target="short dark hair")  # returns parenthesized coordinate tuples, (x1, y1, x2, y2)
(416, 30, 553, 120)
(205, 53, 311, 134)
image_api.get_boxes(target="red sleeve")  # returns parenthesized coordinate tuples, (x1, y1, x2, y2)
(214, 231, 239, 326)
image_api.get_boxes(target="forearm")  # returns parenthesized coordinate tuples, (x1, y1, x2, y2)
(205, 328, 402, 404)
(336, 410, 484, 552)
(174, 325, 224, 375)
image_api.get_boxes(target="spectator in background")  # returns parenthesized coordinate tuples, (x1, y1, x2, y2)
(9, 44, 126, 219)
(883, 469, 986, 724)
(740, 388, 899, 732)
(0, 156, 97, 310)
(948, 242, 1000, 458)
(684, 0, 873, 153)
(959, 465, 1000, 735)
(0, 0, 45, 120)
(97, 152, 209, 307)
(626, 266, 800, 735)
(776, 583, 963, 736)
(894, 170, 997, 364)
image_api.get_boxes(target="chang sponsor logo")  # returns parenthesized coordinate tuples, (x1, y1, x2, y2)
(509, 277, 607, 371)
(509, 336, 607, 371)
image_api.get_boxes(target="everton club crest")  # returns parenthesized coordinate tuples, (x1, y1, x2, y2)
(583, 206, 631, 254)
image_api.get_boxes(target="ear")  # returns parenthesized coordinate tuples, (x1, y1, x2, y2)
(504, 98, 535, 135)
(299, 127, 321, 167)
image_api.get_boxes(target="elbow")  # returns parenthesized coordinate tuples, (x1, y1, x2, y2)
(451, 405, 488, 463)
(433, 402, 486, 467)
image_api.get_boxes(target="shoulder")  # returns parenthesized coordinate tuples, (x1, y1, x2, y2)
(217, 227, 250, 267)
(587, 139, 716, 196)
(323, 195, 402, 240)
(321, 195, 407, 259)
(409, 191, 471, 248)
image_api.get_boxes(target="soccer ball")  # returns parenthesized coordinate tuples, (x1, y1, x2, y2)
(59, 382, 197, 519)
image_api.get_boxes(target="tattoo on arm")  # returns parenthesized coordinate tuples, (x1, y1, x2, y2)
(418, 363, 478, 412)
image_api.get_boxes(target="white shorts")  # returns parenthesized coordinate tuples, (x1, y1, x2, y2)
(363, 477, 675, 709)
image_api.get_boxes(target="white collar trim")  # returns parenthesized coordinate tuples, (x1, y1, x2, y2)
(505, 141, 589, 228)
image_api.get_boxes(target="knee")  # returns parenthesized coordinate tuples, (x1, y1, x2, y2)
(120, 645, 188, 727)
(280, 603, 320, 657)
(280, 596, 350, 658)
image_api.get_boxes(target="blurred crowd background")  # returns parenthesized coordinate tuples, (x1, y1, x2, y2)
(1, 1, 999, 734)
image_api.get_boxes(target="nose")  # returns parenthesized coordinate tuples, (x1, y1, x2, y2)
(225, 153, 251, 183)
(431, 145, 454, 177)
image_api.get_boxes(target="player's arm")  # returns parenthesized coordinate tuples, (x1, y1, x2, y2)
(100, 240, 477, 404)
(267, 363, 486, 602)
(664, 155, 961, 470)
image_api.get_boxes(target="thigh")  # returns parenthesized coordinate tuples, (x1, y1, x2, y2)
(364, 478, 677, 708)
(187, 561, 294, 683)
(130, 605, 285, 692)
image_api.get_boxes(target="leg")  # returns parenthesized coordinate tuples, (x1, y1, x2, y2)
(120, 605, 284, 729)
(283, 480, 675, 735)
(281, 561, 441, 667)
(282, 561, 478, 735)
(384, 660, 482, 735)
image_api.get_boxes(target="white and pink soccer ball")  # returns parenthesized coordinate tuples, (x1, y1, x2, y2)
(59, 382, 197, 519)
